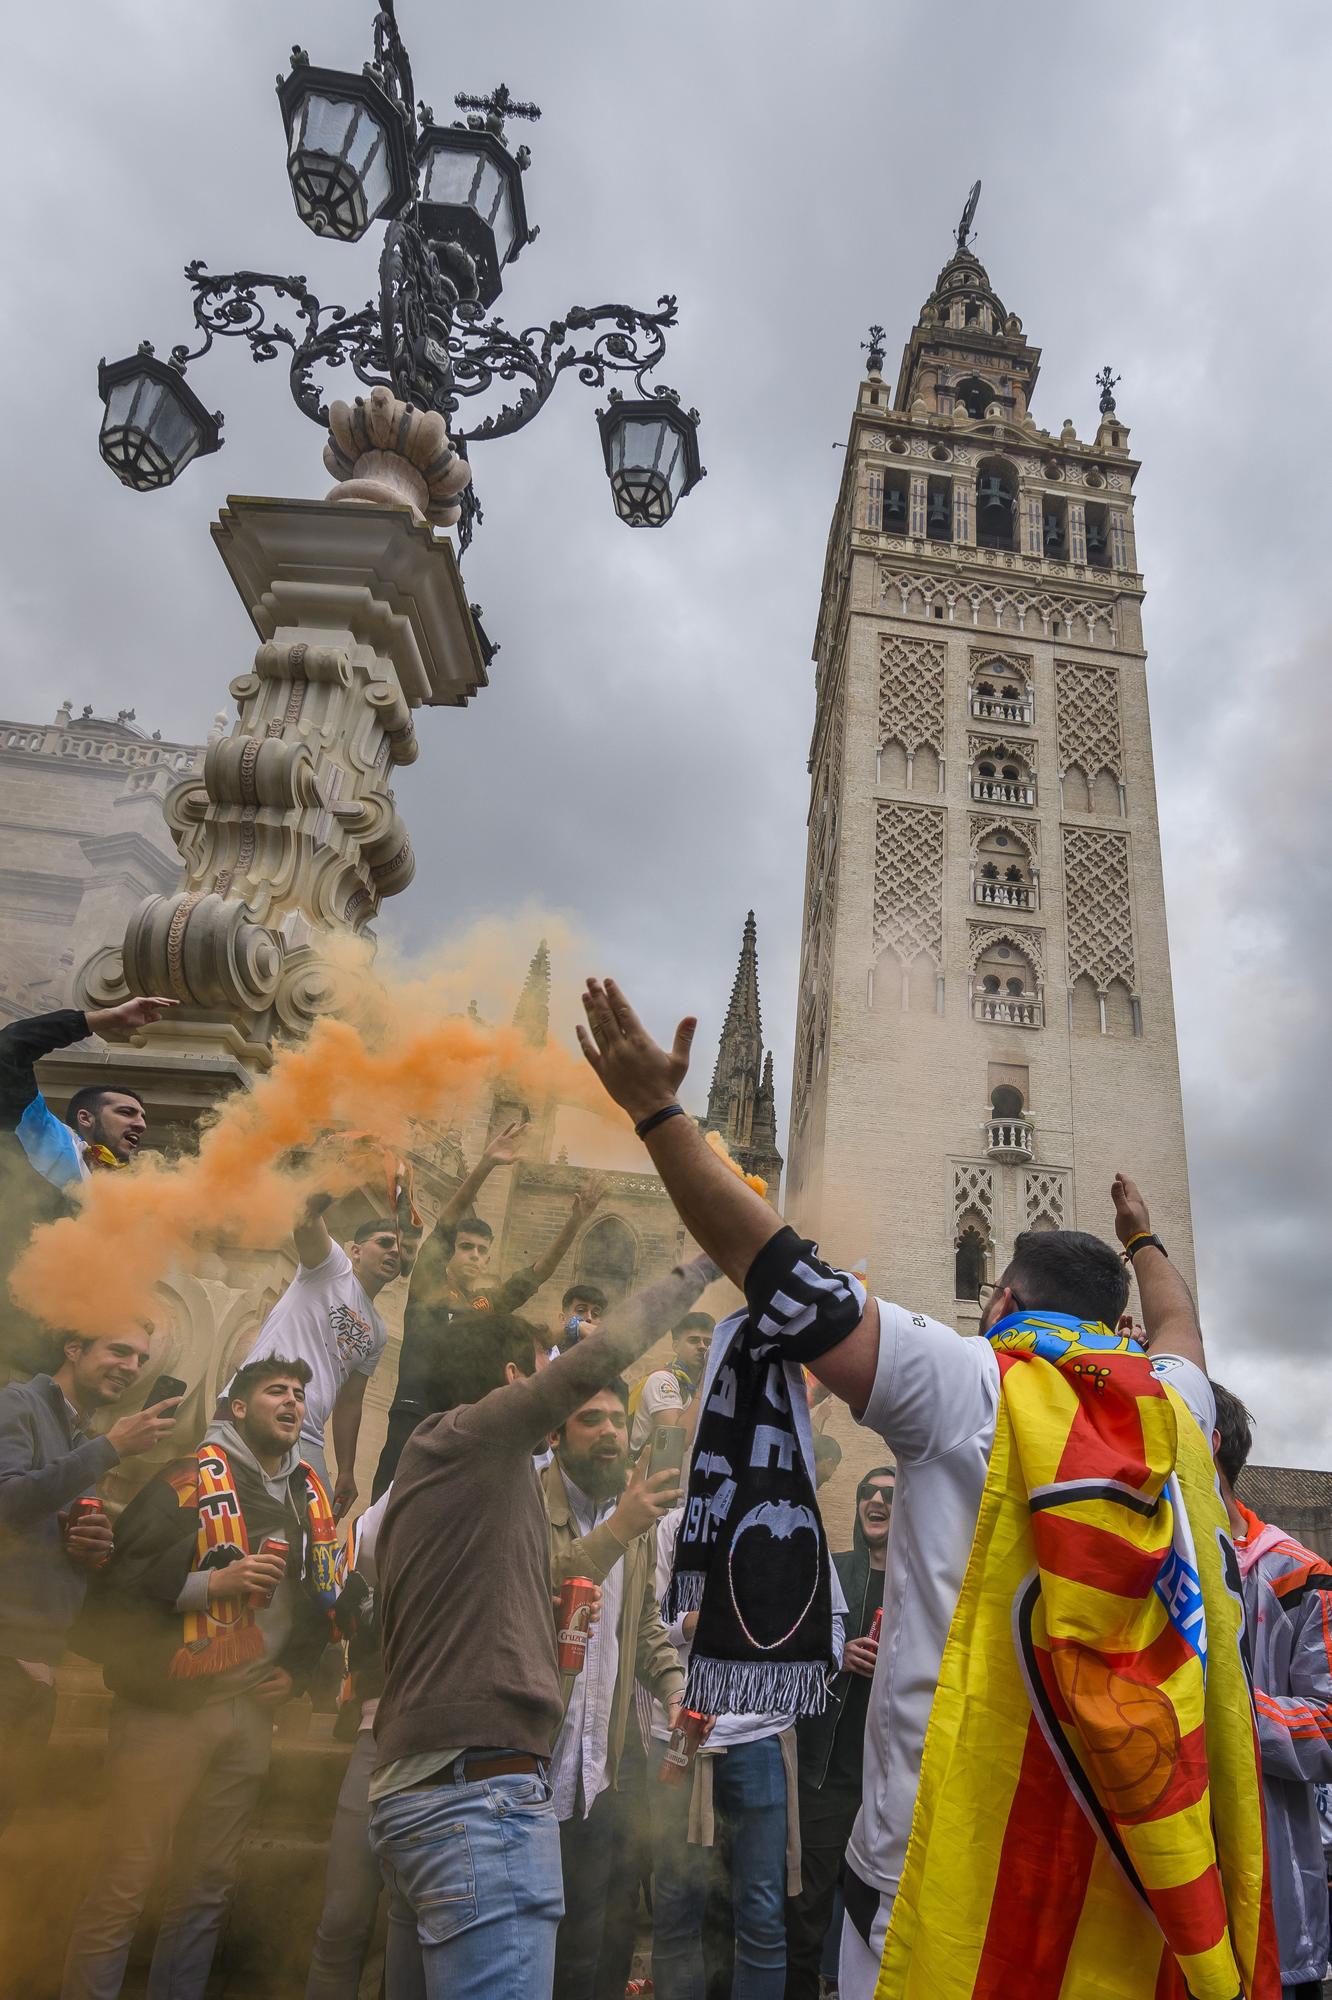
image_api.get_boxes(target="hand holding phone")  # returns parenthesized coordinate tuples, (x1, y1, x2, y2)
(148, 1374, 187, 1408)
(648, 1422, 686, 1483)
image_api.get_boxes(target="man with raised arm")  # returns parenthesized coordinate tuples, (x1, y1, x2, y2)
(576, 977, 1278, 2000)
(369, 1254, 716, 2000)
(373, 1117, 606, 1495)
(0, 996, 177, 1192)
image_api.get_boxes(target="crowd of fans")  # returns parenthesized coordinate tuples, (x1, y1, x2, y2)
(1, 993, 1330, 2000)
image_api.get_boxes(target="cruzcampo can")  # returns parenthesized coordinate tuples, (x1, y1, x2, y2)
(658, 1709, 708, 1786)
(253, 1535, 289, 1608)
(556, 1576, 598, 1674)
(66, 1496, 111, 1568)
(869, 1606, 883, 1644)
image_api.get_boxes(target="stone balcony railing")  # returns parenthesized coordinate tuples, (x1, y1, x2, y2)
(972, 778, 1035, 807)
(974, 880, 1036, 911)
(971, 695, 1033, 726)
(975, 994, 1042, 1029)
(985, 1116, 1034, 1161)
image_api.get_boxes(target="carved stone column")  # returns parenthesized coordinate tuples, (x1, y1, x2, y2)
(77, 389, 487, 1069)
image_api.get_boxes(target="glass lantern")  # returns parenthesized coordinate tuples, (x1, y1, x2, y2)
(597, 391, 704, 528)
(277, 55, 412, 243)
(416, 122, 530, 308)
(97, 350, 224, 491)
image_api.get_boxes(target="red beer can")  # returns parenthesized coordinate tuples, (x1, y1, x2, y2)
(252, 1535, 289, 1608)
(869, 1607, 883, 1644)
(658, 1709, 709, 1786)
(556, 1576, 598, 1675)
(67, 1496, 111, 1568)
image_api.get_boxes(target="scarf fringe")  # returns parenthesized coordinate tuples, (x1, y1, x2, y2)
(684, 1653, 830, 1718)
(169, 1623, 266, 1681)
(663, 1569, 706, 1624)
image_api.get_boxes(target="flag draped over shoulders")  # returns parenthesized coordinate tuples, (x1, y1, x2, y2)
(876, 1311, 1278, 2000)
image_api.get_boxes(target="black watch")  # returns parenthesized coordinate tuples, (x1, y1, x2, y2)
(1127, 1233, 1168, 1261)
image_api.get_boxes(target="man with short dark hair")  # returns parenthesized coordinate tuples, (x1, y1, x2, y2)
(236, 1197, 404, 1516)
(0, 1327, 181, 1833)
(628, 1311, 715, 1452)
(558, 1280, 607, 1348)
(0, 996, 175, 1191)
(1211, 1379, 1332, 2000)
(811, 1431, 843, 1492)
(786, 1467, 894, 2000)
(373, 1134, 607, 1495)
(370, 1256, 715, 2000)
(61, 1356, 337, 2000)
(544, 1382, 683, 1998)
(576, 977, 1270, 2000)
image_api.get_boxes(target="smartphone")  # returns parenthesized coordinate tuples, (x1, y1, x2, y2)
(649, 1424, 686, 1482)
(149, 1374, 187, 1407)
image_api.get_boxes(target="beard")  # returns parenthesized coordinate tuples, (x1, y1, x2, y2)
(561, 1446, 628, 1504)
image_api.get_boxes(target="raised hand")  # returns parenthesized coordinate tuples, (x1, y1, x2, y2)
(577, 979, 696, 1124)
(1111, 1173, 1152, 1251)
(611, 1458, 684, 1546)
(88, 996, 178, 1034)
(571, 1173, 608, 1223)
(484, 1117, 528, 1167)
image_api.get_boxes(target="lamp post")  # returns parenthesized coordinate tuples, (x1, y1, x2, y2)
(96, 1, 704, 545)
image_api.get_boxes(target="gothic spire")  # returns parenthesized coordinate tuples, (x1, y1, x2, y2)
(512, 939, 551, 1047)
(702, 913, 782, 1199)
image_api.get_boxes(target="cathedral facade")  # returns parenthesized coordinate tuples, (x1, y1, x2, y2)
(784, 208, 1196, 1330)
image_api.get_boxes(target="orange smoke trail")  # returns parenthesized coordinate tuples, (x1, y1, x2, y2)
(11, 1005, 619, 1339)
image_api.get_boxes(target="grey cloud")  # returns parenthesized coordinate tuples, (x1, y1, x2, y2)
(4, 2, 1331, 1455)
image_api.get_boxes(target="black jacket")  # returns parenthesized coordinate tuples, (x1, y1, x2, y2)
(76, 1425, 331, 1709)
(797, 1519, 882, 1791)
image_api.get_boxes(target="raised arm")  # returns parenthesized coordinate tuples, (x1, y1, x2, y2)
(577, 978, 882, 1414)
(1111, 1174, 1205, 1374)
(294, 1191, 335, 1271)
(437, 1118, 527, 1231)
(530, 1176, 607, 1288)
(461, 1255, 718, 1451)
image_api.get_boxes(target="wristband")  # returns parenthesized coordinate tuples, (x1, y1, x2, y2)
(1126, 1233, 1168, 1261)
(635, 1103, 685, 1141)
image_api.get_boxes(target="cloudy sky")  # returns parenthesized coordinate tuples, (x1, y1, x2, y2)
(4, 2, 1331, 1459)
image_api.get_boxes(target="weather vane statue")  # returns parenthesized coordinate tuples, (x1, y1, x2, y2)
(956, 180, 981, 252)
(1096, 365, 1121, 414)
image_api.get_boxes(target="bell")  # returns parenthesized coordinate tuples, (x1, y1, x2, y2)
(1043, 511, 1066, 553)
(927, 492, 950, 533)
(1085, 518, 1108, 559)
(882, 488, 907, 528)
(977, 475, 1009, 516)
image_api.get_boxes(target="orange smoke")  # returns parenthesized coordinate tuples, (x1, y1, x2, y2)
(11, 1006, 618, 1339)
(704, 1128, 768, 1198)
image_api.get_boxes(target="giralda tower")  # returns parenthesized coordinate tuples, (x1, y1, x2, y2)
(784, 191, 1195, 1329)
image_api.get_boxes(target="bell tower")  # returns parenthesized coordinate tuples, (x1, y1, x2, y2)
(785, 190, 1195, 1327)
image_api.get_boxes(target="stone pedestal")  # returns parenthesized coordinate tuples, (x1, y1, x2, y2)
(76, 490, 487, 1069)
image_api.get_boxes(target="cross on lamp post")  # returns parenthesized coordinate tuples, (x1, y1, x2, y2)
(96, 1, 705, 545)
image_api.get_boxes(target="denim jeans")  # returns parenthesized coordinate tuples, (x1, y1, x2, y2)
(649, 1736, 788, 2000)
(305, 1726, 426, 2000)
(369, 1768, 564, 2000)
(60, 1694, 274, 2000)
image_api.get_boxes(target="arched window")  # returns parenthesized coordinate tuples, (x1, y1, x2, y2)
(974, 939, 1041, 1028)
(882, 469, 909, 536)
(1084, 500, 1111, 569)
(955, 1223, 990, 1301)
(970, 662, 1032, 726)
(971, 743, 1034, 808)
(956, 376, 995, 420)
(972, 823, 1036, 910)
(575, 1214, 638, 1303)
(926, 476, 952, 540)
(976, 458, 1017, 551)
(1043, 495, 1068, 559)
(990, 1082, 1024, 1118)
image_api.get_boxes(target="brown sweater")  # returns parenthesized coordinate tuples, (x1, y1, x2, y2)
(373, 1255, 715, 1768)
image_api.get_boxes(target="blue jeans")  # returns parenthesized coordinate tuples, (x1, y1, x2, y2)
(369, 1768, 564, 2000)
(649, 1736, 788, 2000)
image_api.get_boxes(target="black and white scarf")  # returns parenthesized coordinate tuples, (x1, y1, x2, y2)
(664, 1227, 866, 1716)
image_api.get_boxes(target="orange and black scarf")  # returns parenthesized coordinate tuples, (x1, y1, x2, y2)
(165, 1442, 338, 1680)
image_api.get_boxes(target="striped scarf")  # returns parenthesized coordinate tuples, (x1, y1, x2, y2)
(876, 1311, 1277, 2000)
(166, 1442, 338, 1680)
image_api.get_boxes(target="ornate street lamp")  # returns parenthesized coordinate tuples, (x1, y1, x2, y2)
(97, 346, 223, 492)
(598, 388, 704, 528)
(277, 51, 414, 243)
(97, 1, 703, 546)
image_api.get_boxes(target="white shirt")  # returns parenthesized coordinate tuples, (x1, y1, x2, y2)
(239, 1243, 387, 1456)
(549, 1472, 623, 1821)
(650, 1505, 848, 1751)
(846, 1302, 1217, 1908)
(630, 1368, 688, 1453)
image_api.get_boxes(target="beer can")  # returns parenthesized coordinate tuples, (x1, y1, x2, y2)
(67, 1495, 111, 1568)
(252, 1535, 290, 1608)
(658, 1709, 708, 1786)
(869, 1607, 883, 1644)
(555, 1576, 598, 1675)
